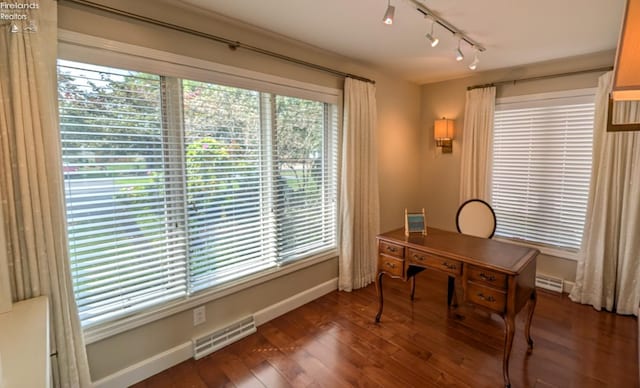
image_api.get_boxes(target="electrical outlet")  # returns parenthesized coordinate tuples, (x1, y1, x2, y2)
(193, 306, 206, 326)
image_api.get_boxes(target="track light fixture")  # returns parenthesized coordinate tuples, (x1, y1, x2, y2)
(468, 50, 479, 70)
(383, 0, 395, 25)
(425, 18, 439, 48)
(455, 39, 464, 62)
(383, 0, 486, 69)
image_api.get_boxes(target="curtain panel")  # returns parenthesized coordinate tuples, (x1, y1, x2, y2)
(0, 1, 91, 386)
(339, 78, 380, 292)
(569, 71, 640, 315)
(459, 86, 496, 203)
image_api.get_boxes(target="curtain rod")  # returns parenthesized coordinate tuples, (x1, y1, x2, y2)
(60, 0, 376, 85)
(467, 66, 613, 90)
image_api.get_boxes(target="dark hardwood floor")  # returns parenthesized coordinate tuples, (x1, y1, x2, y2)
(132, 270, 638, 388)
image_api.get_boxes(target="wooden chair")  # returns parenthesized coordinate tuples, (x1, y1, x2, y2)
(438, 199, 497, 306)
(456, 198, 496, 238)
(409, 199, 497, 302)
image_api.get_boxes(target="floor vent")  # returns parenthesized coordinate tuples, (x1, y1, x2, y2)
(192, 316, 256, 360)
(535, 273, 564, 293)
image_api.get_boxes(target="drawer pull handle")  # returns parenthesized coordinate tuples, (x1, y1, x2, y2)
(477, 293, 496, 302)
(479, 273, 496, 282)
(412, 254, 424, 261)
(442, 262, 457, 270)
(385, 246, 397, 253)
(385, 262, 397, 269)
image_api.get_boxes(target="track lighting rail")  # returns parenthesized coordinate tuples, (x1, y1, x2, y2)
(410, 0, 486, 52)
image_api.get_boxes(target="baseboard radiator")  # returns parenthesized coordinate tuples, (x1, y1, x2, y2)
(192, 316, 256, 360)
(535, 273, 564, 293)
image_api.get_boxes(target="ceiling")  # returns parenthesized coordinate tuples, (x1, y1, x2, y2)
(178, 0, 626, 84)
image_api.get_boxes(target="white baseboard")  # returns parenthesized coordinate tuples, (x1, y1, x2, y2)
(91, 277, 338, 387)
(254, 277, 338, 326)
(563, 280, 575, 294)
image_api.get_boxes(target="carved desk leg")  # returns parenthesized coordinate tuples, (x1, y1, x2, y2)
(410, 276, 416, 301)
(447, 276, 457, 308)
(525, 289, 537, 353)
(375, 272, 385, 322)
(502, 312, 516, 388)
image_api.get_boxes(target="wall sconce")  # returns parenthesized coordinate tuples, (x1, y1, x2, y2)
(434, 118, 454, 153)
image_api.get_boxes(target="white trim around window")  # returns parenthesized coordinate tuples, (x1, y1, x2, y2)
(84, 252, 336, 344)
(57, 30, 341, 344)
(493, 236, 579, 261)
(495, 88, 597, 109)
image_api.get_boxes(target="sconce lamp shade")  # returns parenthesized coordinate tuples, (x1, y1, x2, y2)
(612, 0, 640, 101)
(434, 118, 454, 153)
(434, 118, 454, 139)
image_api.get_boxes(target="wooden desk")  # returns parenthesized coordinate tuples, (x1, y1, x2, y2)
(375, 227, 539, 388)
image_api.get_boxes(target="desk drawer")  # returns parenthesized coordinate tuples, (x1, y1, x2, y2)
(466, 282, 506, 313)
(466, 266, 507, 290)
(379, 241, 404, 258)
(378, 255, 404, 278)
(407, 248, 461, 276)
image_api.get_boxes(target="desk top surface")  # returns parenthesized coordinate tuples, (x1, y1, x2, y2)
(378, 227, 539, 275)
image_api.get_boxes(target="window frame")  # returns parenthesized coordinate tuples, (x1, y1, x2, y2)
(492, 88, 597, 261)
(58, 30, 342, 344)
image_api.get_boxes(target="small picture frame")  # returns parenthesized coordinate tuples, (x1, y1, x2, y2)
(405, 208, 427, 236)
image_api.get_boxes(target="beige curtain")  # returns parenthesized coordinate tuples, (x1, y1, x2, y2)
(459, 86, 496, 203)
(0, 205, 11, 313)
(339, 78, 380, 291)
(569, 71, 640, 315)
(0, 1, 91, 386)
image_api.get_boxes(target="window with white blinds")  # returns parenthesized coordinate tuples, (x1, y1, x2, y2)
(274, 95, 338, 263)
(492, 89, 595, 251)
(58, 59, 338, 327)
(182, 80, 269, 292)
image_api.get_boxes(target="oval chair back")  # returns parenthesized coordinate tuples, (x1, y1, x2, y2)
(456, 199, 496, 239)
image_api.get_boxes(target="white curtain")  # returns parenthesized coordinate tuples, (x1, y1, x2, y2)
(339, 78, 380, 291)
(569, 71, 640, 315)
(459, 86, 496, 203)
(0, 1, 91, 386)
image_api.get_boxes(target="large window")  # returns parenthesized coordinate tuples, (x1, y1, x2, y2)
(491, 89, 595, 251)
(58, 60, 338, 327)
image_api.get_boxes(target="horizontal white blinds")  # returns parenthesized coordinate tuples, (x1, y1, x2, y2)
(58, 61, 187, 326)
(492, 94, 595, 250)
(274, 96, 337, 263)
(183, 84, 337, 292)
(58, 59, 338, 327)
(183, 80, 274, 292)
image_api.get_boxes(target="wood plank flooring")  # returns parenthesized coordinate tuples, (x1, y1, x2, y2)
(132, 270, 638, 388)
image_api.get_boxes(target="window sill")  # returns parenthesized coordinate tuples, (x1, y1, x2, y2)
(0, 297, 50, 388)
(494, 236, 579, 261)
(82, 249, 337, 345)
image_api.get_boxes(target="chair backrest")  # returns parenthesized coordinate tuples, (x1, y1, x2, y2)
(456, 199, 496, 238)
